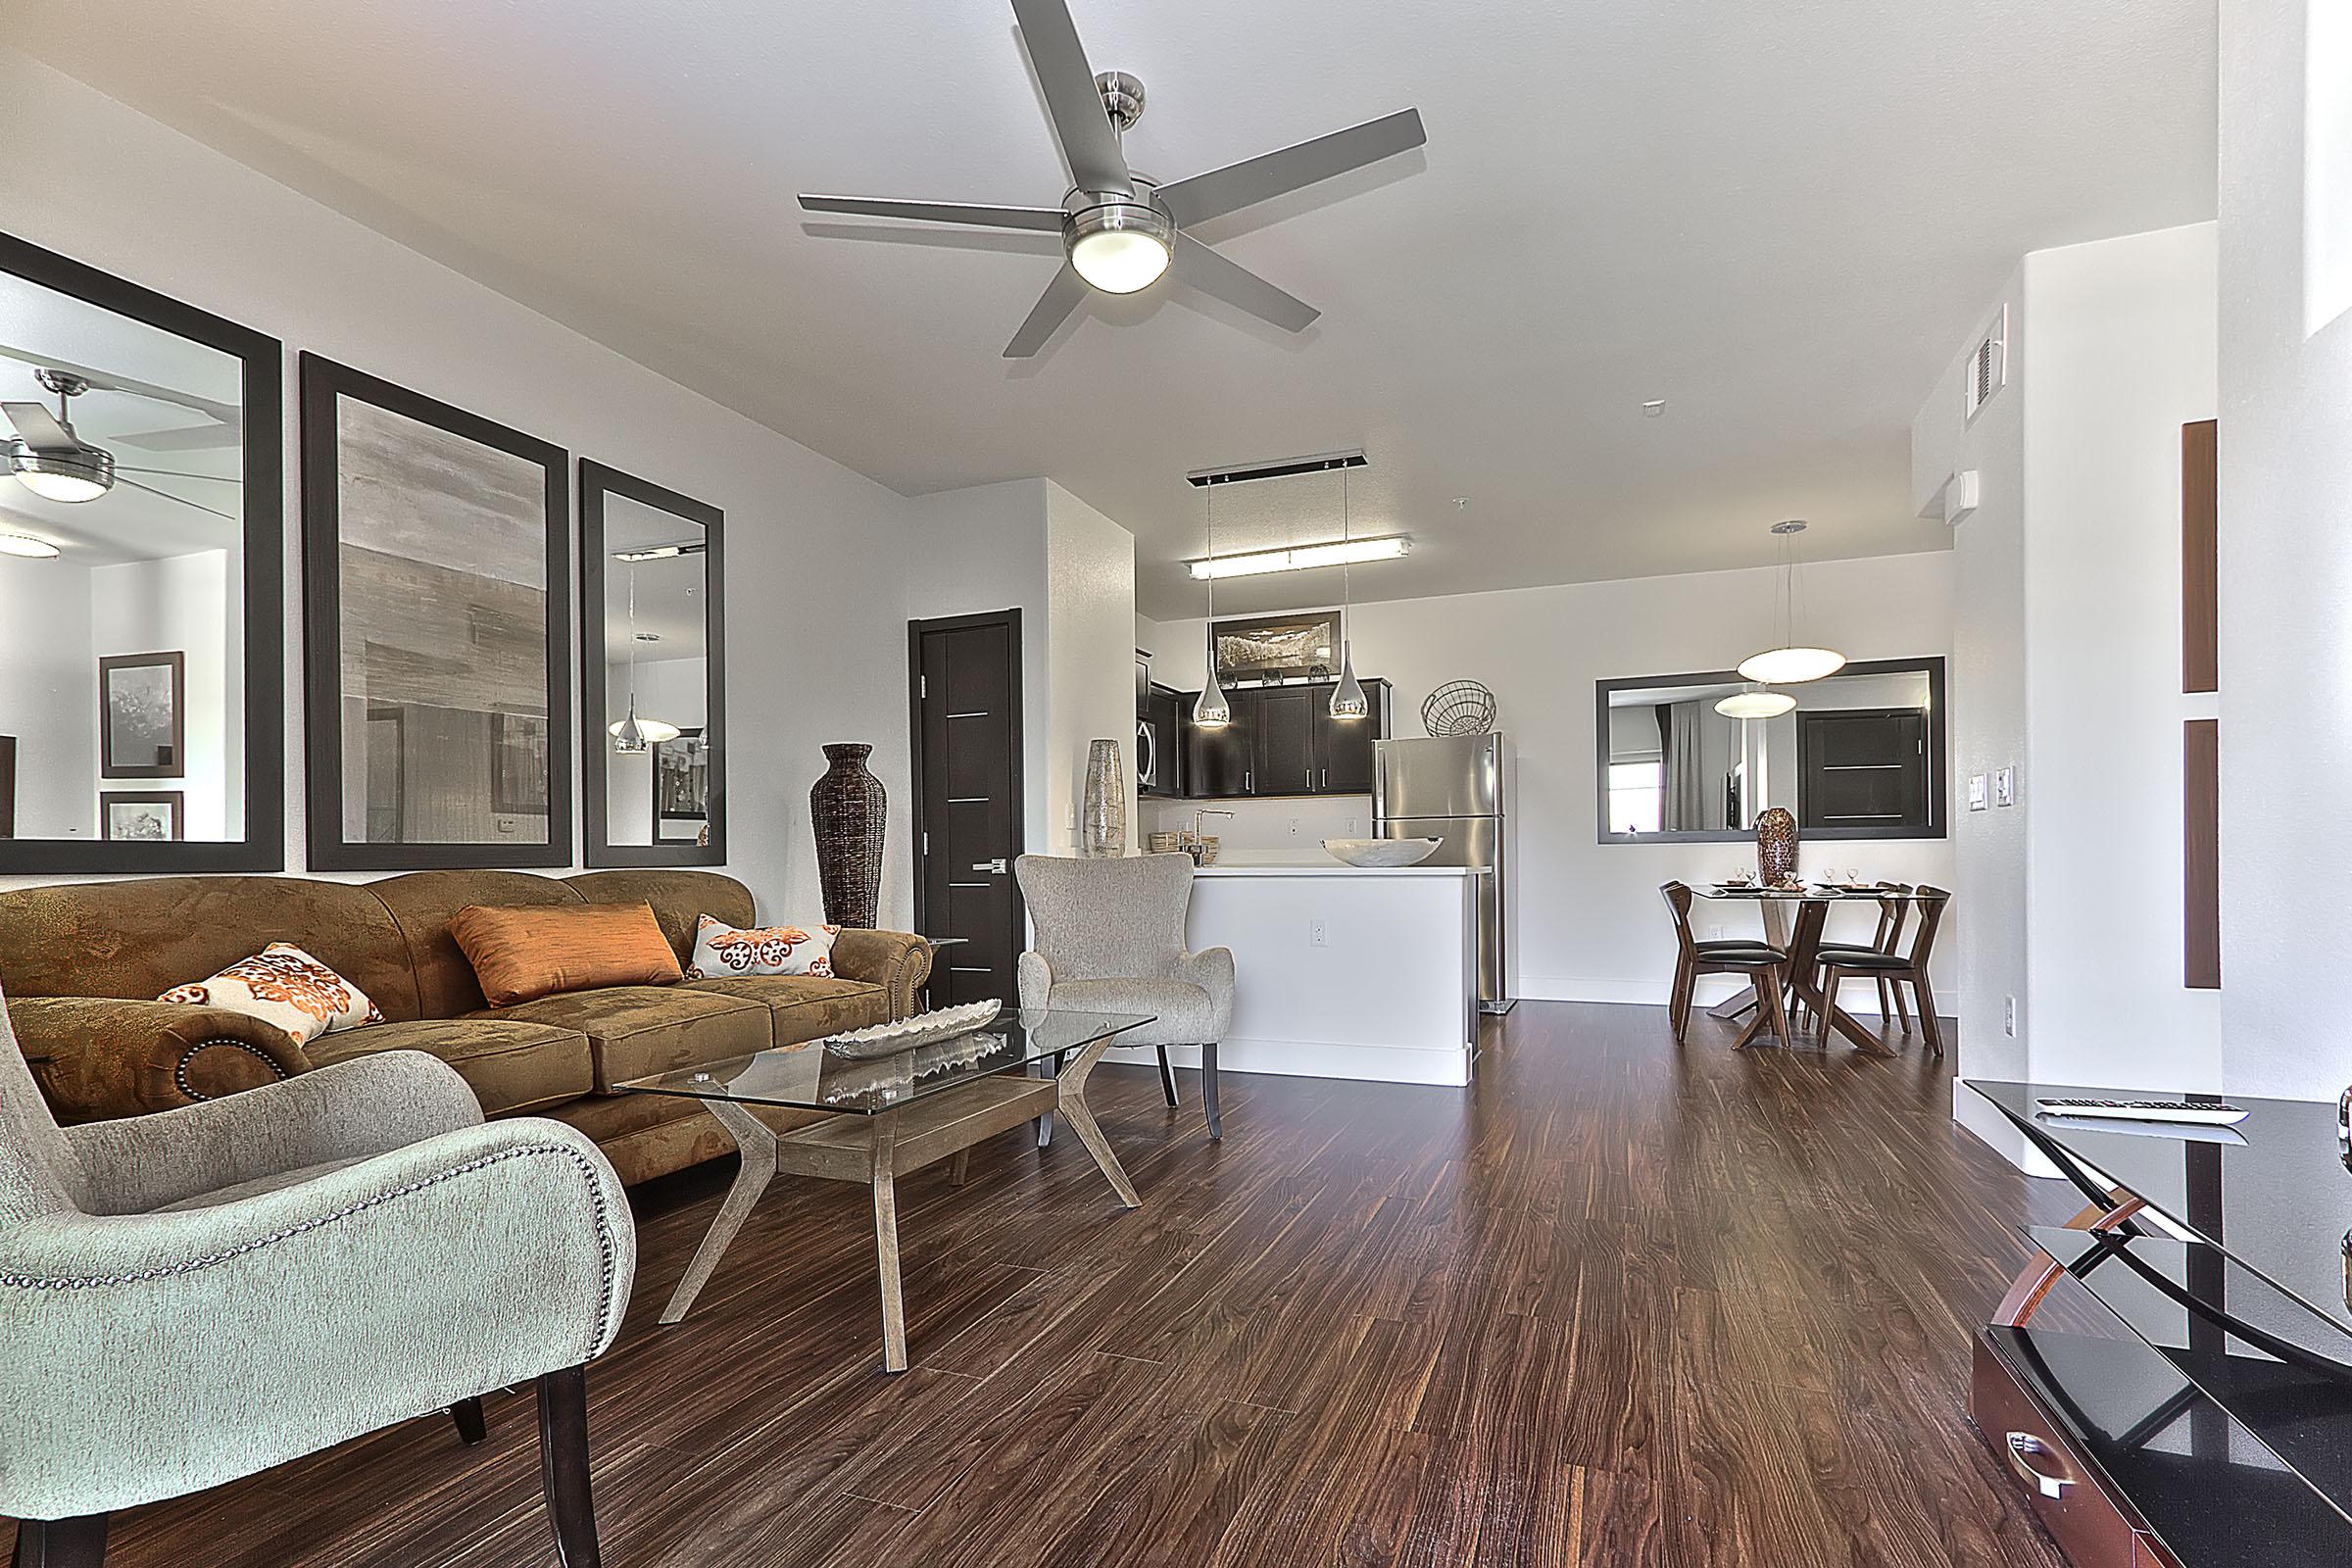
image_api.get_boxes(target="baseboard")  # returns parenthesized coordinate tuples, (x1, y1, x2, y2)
(1104, 1037, 1473, 1088)
(1517, 972, 1959, 1017)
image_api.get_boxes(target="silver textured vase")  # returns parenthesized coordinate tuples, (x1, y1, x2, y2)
(1081, 738, 1126, 858)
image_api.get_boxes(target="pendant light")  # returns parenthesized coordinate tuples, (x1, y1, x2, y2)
(1738, 519, 1846, 685)
(610, 561, 681, 753)
(1329, 465, 1368, 720)
(1192, 482, 1232, 730)
(1715, 686, 1796, 719)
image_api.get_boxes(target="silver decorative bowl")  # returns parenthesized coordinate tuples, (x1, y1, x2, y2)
(1321, 837, 1443, 868)
(821, 999, 1003, 1060)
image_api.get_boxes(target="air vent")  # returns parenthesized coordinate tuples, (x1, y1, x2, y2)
(1963, 306, 2008, 422)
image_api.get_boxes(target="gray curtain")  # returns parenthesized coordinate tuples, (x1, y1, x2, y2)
(1655, 702, 1706, 831)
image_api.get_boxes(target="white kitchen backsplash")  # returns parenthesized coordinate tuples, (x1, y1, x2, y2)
(1137, 795, 1372, 864)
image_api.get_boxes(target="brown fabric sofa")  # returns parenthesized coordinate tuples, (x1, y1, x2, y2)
(0, 869, 931, 1186)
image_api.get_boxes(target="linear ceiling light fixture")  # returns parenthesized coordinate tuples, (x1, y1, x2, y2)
(1737, 519, 1846, 686)
(612, 541, 707, 564)
(1186, 533, 1410, 579)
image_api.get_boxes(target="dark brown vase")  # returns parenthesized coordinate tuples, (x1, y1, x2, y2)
(810, 744, 885, 930)
(1755, 807, 1799, 887)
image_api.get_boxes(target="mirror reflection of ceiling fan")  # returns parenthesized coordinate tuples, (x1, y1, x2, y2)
(799, 0, 1427, 358)
(2, 367, 240, 523)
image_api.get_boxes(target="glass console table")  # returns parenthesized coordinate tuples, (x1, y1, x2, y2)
(1967, 1080, 2352, 1564)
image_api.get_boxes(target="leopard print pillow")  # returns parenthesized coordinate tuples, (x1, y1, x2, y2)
(160, 942, 385, 1047)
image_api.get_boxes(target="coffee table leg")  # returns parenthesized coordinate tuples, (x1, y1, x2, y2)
(870, 1109, 907, 1373)
(1055, 1036, 1142, 1209)
(660, 1098, 780, 1325)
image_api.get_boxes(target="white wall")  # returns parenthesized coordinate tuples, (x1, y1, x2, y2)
(0, 552, 95, 837)
(2217, 0, 2352, 1100)
(91, 549, 234, 841)
(1044, 484, 1138, 855)
(1143, 551, 1958, 1008)
(601, 656, 708, 846)
(0, 45, 919, 926)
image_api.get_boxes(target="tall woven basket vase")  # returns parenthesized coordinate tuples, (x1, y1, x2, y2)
(811, 743, 886, 930)
(1754, 807, 1799, 887)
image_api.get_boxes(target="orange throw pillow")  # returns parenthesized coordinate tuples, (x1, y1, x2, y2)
(449, 901, 684, 1007)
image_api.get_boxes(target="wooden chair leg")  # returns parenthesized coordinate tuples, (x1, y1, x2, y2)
(1913, 977, 1945, 1057)
(1876, 977, 1893, 1024)
(537, 1365, 602, 1568)
(1200, 1043, 1222, 1141)
(450, 1396, 487, 1446)
(1760, 966, 1793, 1048)
(1891, 975, 1913, 1034)
(1669, 955, 1693, 1040)
(1155, 1045, 1180, 1106)
(11, 1517, 108, 1568)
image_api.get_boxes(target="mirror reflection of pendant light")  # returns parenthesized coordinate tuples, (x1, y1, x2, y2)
(1329, 465, 1367, 720)
(1715, 686, 1796, 719)
(1192, 481, 1232, 730)
(1737, 519, 1846, 685)
(610, 560, 681, 753)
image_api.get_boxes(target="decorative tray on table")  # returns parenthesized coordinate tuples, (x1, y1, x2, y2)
(821, 999, 1003, 1060)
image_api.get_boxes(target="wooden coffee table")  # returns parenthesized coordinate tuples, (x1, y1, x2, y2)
(618, 1006, 1152, 1371)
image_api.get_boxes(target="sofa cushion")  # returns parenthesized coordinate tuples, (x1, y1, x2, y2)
(449, 901, 684, 1006)
(679, 975, 889, 1046)
(477, 986, 769, 1093)
(159, 943, 386, 1047)
(565, 870, 757, 965)
(368, 870, 590, 1019)
(307, 1017, 594, 1116)
(686, 915, 837, 979)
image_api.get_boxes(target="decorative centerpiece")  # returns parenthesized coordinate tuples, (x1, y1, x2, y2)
(1081, 738, 1125, 857)
(1755, 807, 1799, 887)
(1322, 837, 1443, 868)
(821, 999, 1003, 1060)
(810, 743, 886, 929)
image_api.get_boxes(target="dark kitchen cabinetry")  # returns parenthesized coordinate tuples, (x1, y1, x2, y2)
(1138, 683, 1186, 797)
(1179, 679, 1389, 798)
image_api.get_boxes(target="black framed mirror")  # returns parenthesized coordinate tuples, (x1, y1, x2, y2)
(1595, 656, 1946, 844)
(0, 230, 283, 874)
(580, 460, 724, 866)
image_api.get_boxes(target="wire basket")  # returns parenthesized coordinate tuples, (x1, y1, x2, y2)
(1421, 680, 1497, 737)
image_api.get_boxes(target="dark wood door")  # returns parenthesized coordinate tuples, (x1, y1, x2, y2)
(1187, 687, 1255, 797)
(1798, 709, 1929, 833)
(1254, 688, 1320, 797)
(909, 611, 1024, 1005)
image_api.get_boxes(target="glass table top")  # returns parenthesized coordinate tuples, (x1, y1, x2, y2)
(1695, 884, 1932, 901)
(1970, 1079, 2352, 1336)
(617, 1007, 1153, 1116)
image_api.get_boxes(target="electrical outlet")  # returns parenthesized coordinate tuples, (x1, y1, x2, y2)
(1309, 918, 1328, 948)
(1993, 766, 2017, 808)
(1289, 817, 1300, 838)
(1343, 815, 1358, 835)
(1707, 923, 1726, 940)
(2003, 996, 2018, 1037)
(1967, 774, 1988, 811)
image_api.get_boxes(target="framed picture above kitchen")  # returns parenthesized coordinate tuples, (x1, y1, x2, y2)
(1209, 610, 1342, 684)
(298, 353, 572, 869)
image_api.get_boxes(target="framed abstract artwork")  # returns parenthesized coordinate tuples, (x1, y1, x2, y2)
(97, 652, 184, 778)
(100, 790, 184, 842)
(1210, 611, 1342, 683)
(299, 354, 571, 869)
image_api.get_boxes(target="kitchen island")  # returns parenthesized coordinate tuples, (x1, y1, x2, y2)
(1113, 861, 1483, 1087)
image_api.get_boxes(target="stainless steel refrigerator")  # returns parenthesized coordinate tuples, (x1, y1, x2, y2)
(1373, 732, 1514, 1014)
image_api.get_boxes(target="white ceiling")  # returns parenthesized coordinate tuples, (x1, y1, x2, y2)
(15, 0, 2218, 616)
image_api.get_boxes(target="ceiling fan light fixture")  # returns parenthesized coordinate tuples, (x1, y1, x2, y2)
(1737, 647, 1847, 685)
(1715, 687, 1796, 720)
(0, 531, 59, 559)
(1065, 195, 1173, 294)
(9, 442, 113, 503)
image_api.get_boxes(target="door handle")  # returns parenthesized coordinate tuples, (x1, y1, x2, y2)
(2004, 1433, 2073, 1499)
(971, 858, 1007, 874)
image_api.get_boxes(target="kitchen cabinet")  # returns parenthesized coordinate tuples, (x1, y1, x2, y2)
(1139, 683, 1186, 797)
(1178, 679, 1390, 798)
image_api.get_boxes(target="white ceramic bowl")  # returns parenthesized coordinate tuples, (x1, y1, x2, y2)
(1321, 837, 1443, 868)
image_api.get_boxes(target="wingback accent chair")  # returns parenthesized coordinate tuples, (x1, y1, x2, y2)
(0, 988, 636, 1568)
(1014, 854, 1234, 1141)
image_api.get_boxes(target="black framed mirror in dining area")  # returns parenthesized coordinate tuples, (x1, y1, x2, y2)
(580, 460, 725, 866)
(1595, 656, 1946, 845)
(0, 230, 283, 874)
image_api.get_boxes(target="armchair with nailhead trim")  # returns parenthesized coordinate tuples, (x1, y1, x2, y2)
(0, 987, 636, 1568)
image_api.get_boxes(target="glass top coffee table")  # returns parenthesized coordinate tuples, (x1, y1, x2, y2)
(619, 1006, 1152, 1372)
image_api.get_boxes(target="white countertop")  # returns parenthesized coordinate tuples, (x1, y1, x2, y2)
(1194, 862, 1485, 877)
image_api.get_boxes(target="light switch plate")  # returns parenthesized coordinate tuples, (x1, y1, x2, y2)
(1967, 774, 1988, 811)
(1993, 766, 2017, 808)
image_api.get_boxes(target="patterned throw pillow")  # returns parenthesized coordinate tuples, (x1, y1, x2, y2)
(686, 914, 838, 979)
(160, 943, 384, 1047)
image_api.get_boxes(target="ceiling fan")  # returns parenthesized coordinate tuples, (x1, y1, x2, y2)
(800, 0, 1426, 357)
(2, 368, 239, 520)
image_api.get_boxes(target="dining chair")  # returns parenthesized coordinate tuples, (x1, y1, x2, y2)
(1805, 882, 1913, 1035)
(1817, 886, 1950, 1056)
(1659, 882, 1792, 1049)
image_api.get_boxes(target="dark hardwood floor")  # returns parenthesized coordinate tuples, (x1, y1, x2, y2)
(24, 1003, 2081, 1567)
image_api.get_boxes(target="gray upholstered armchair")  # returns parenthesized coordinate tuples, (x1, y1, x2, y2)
(1015, 853, 1235, 1141)
(0, 989, 635, 1568)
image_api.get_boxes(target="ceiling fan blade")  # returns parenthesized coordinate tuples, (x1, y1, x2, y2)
(118, 476, 237, 522)
(1, 402, 76, 451)
(1004, 266, 1089, 358)
(1158, 108, 1427, 228)
(1007, 0, 1131, 194)
(114, 422, 242, 452)
(799, 195, 1066, 231)
(0, 347, 241, 426)
(1171, 235, 1319, 333)
(115, 466, 241, 484)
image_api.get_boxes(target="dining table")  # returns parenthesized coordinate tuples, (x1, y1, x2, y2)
(1694, 883, 1933, 1054)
